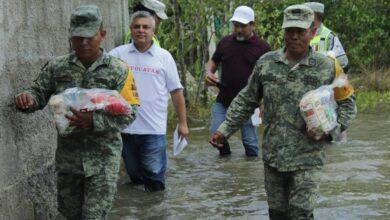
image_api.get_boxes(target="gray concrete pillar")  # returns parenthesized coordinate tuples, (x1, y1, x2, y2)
(0, 0, 128, 219)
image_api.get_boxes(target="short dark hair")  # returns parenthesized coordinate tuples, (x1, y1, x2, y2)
(130, 11, 156, 29)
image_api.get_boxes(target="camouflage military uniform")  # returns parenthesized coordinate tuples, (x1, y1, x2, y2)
(23, 51, 138, 219)
(218, 48, 357, 219)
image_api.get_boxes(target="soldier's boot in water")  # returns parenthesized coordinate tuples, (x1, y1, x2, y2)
(269, 209, 288, 220)
(144, 179, 165, 192)
(130, 175, 144, 185)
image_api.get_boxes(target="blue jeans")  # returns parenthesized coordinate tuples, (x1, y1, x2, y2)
(210, 102, 260, 156)
(121, 133, 167, 192)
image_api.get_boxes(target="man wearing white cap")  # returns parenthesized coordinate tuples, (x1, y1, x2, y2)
(304, 2, 349, 71)
(205, 6, 271, 157)
(123, 0, 168, 46)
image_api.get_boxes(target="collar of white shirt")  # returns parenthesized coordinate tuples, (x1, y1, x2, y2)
(129, 42, 157, 56)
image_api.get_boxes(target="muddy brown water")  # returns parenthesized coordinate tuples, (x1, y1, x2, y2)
(109, 112, 390, 219)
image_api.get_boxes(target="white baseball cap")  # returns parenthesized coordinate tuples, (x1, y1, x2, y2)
(230, 6, 255, 24)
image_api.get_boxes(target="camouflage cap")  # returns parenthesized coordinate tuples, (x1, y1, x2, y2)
(282, 4, 314, 29)
(70, 5, 102, 37)
(142, 0, 168, 20)
(304, 2, 324, 14)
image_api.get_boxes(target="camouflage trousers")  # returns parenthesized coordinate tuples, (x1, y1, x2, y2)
(264, 164, 322, 220)
(57, 170, 119, 220)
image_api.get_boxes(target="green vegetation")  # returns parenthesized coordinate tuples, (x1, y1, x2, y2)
(325, 0, 389, 70)
(350, 68, 390, 92)
(128, 0, 389, 116)
(355, 91, 390, 112)
(351, 68, 390, 112)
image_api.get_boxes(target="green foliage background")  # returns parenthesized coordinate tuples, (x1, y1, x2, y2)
(129, 0, 388, 70)
(128, 0, 389, 112)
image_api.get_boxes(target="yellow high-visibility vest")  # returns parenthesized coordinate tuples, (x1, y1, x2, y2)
(310, 25, 332, 53)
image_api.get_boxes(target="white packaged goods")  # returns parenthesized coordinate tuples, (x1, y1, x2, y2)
(173, 124, 188, 156)
(49, 87, 134, 136)
(299, 75, 348, 140)
(251, 108, 262, 127)
(299, 86, 337, 139)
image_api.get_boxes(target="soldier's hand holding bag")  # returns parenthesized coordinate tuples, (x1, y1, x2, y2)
(299, 74, 349, 140)
(48, 87, 134, 136)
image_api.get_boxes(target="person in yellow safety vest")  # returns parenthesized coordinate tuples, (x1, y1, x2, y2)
(123, 0, 167, 47)
(304, 2, 349, 72)
(307, 1, 355, 142)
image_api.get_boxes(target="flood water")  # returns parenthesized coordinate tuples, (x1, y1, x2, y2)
(109, 111, 390, 219)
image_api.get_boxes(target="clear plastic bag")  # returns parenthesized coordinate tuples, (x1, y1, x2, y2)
(299, 75, 348, 140)
(48, 87, 133, 136)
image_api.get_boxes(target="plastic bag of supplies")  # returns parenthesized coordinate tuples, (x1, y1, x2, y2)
(48, 87, 133, 136)
(299, 74, 348, 140)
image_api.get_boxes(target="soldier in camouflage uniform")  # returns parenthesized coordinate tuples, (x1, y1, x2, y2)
(210, 4, 357, 220)
(15, 5, 139, 219)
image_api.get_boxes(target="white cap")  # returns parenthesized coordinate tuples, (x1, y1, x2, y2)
(230, 6, 255, 24)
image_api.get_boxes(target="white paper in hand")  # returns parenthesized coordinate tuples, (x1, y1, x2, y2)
(251, 108, 262, 127)
(173, 124, 188, 156)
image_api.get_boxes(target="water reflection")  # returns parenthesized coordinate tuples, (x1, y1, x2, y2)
(109, 112, 390, 219)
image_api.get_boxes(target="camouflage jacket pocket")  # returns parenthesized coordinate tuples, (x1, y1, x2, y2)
(291, 108, 306, 131)
(262, 74, 285, 124)
(303, 75, 321, 90)
(54, 73, 75, 93)
(87, 76, 113, 90)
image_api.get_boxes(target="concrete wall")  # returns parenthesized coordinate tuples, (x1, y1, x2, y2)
(0, 0, 128, 219)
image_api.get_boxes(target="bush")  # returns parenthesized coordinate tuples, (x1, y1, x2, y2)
(325, 0, 389, 70)
(355, 91, 390, 112)
(127, 0, 389, 110)
(350, 68, 390, 92)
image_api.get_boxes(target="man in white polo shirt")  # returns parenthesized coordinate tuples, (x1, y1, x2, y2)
(110, 11, 188, 192)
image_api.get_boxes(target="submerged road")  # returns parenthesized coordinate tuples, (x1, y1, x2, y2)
(109, 111, 390, 219)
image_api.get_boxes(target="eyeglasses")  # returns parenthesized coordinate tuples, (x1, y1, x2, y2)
(131, 24, 152, 30)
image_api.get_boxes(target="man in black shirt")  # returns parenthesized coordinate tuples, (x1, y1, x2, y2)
(205, 5, 271, 157)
